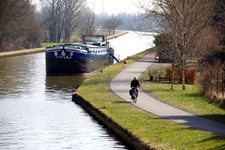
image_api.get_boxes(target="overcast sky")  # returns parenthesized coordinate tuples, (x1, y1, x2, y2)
(87, 0, 143, 15)
(33, 0, 144, 14)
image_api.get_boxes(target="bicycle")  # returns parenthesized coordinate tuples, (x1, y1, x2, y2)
(130, 87, 138, 103)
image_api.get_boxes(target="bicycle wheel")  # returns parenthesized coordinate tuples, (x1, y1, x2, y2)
(133, 90, 137, 103)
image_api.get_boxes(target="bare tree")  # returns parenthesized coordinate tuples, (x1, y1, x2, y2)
(41, 0, 63, 42)
(139, 0, 217, 90)
(63, 0, 85, 42)
(102, 14, 123, 35)
(0, 0, 42, 52)
(41, 0, 85, 42)
(79, 7, 99, 35)
(154, 33, 177, 90)
(213, 0, 225, 49)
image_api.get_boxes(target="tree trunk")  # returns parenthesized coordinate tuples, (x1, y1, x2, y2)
(182, 66, 186, 90)
(170, 63, 175, 90)
(0, 35, 3, 52)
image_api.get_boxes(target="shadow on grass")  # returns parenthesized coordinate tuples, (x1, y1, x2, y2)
(148, 117, 225, 148)
(182, 127, 225, 150)
(182, 92, 225, 111)
(203, 114, 225, 124)
(182, 92, 203, 98)
(141, 87, 172, 93)
(199, 136, 225, 150)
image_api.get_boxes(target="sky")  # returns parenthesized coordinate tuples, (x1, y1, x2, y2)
(87, 0, 142, 15)
(33, 0, 143, 15)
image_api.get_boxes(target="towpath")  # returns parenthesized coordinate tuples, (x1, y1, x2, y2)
(110, 53, 225, 136)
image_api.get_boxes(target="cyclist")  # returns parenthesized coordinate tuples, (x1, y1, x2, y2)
(130, 77, 140, 101)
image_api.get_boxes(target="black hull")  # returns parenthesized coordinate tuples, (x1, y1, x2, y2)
(46, 55, 114, 75)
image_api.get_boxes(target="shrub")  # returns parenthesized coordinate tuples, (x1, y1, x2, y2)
(199, 62, 225, 105)
(165, 68, 197, 84)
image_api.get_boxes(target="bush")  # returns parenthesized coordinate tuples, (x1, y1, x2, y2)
(147, 65, 167, 81)
(199, 62, 225, 105)
(165, 68, 197, 84)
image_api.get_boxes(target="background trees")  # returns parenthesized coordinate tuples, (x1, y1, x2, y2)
(40, 0, 86, 42)
(40, 0, 123, 42)
(205, 0, 225, 64)
(140, 0, 217, 90)
(197, 0, 225, 100)
(79, 8, 99, 35)
(0, 0, 141, 52)
(213, 0, 225, 50)
(0, 0, 42, 52)
(102, 14, 123, 34)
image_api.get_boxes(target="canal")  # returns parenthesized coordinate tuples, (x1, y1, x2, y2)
(0, 31, 154, 150)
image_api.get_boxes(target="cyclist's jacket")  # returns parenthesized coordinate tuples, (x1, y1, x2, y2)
(130, 80, 140, 88)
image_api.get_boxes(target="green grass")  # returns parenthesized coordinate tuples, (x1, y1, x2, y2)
(41, 42, 57, 47)
(41, 42, 76, 47)
(141, 70, 225, 124)
(75, 49, 225, 150)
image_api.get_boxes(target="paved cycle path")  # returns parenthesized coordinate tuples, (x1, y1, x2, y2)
(110, 53, 225, 136)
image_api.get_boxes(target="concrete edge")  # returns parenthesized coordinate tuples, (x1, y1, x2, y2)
(107, 31, 129, 40)
(0, 48, 45, 58)
(72, 93, 155, 150)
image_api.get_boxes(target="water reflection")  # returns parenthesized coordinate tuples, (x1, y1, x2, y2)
(0, 53, 45, 99)
(45, 76, 85, 93)
(0, 53, 128, 150)
(110, 31, 154, 60)
(0, 32, 154, 150)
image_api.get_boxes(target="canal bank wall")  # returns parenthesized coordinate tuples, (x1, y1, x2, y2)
(108, 31, 128, 39)
(0, 48, 45, 58)
(72, 94, 154, 150)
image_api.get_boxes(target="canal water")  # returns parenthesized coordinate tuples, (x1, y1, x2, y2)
(110, 31, 155, 61)
(0, 31, 154, 150)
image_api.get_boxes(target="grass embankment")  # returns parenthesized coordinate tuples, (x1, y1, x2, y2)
(75, 49, 225, 150)
(140, 77, 225, 124)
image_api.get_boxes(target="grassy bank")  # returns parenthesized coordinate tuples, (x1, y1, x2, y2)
(140, 77, 225, 124)
(75, 49, 225, 149)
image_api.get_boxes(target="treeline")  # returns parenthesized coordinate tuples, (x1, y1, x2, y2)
(149, 0, 225, 101)
(0, 0, 152, 52)
(0, 0, 42, 52)
(38, 0, 87, 43)
(37, 0, 144, 43)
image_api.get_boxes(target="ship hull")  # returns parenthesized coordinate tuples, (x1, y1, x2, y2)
(45, 45, 114, 75)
